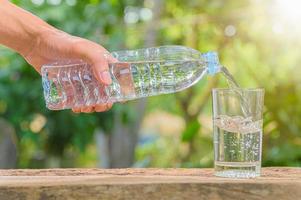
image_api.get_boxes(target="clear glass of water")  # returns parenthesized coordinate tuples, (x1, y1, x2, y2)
(212, 88, 265, 178)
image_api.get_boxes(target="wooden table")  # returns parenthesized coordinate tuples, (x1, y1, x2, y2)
(0, 168, 300, 200)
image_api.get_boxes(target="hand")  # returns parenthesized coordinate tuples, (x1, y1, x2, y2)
(23, 29, 115, 113)
(0, 2, 115, 113)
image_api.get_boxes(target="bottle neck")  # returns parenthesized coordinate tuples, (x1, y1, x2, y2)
(201, 52, 221, 75)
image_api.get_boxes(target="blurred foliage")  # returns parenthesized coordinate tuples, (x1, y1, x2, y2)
(0, 0, 300, 168)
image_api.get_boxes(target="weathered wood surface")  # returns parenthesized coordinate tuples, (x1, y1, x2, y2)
(0, 168, 300, 200)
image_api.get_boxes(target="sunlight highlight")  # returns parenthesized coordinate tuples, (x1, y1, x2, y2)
(275, 0, 301, 25)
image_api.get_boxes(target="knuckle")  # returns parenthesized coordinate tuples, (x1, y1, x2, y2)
(81, 106, 94, 113)
(72, 109, 80, 113)
(71, 40, 87, 54)
(95, 105, 106, 112)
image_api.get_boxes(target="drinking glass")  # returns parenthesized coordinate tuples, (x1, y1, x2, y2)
(212, 88, 264, 178)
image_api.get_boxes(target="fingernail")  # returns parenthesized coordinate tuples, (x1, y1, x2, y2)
(100, 71, 112, 85)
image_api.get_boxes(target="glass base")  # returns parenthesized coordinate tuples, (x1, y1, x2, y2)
(214, 161, 260, 178)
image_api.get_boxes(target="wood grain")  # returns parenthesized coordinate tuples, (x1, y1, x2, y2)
(0, 168, 300, 200)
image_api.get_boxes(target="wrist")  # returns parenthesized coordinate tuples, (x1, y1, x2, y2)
(0, 1, 54, 56)
(20, 25, 55, 58)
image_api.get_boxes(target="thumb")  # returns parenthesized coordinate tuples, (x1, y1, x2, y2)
(88, 52, 119, 85)
(93, 52, 118, 85)
(91, 52, 113, 85)
(73, 42, 114, 85)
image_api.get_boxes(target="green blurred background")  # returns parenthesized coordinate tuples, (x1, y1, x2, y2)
(0, 0, 300, 169)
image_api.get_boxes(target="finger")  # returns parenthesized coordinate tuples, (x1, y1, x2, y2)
(105, 52, 119, 63)
(95, 103, 113, 112)
(81, 106, 95, 113)
(106, 103, 113, 110)
(72, 40, 113, 85)
(94, 104, 107, 112)
(91, 53, 112, 85)
(72, 107, 81, 113)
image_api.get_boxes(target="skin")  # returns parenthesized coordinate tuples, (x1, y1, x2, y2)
(0, 0, 115, 113)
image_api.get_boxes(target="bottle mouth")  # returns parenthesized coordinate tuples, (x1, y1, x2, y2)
(201, 52, 221, 75)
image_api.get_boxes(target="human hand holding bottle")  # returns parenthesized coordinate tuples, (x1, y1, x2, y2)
(0, 1, 115, 113)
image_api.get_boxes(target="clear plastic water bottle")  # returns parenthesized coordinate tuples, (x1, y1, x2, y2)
(42, 45, 221, 110)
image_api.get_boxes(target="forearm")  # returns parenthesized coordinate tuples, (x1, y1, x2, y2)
(0, 1, 53, 56)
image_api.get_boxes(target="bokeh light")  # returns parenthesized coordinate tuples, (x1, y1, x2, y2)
(31, 0, 44, 6)
(47, 0, 61, 6)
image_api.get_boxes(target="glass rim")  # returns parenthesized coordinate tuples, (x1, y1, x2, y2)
(212, 87, 264, 92)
